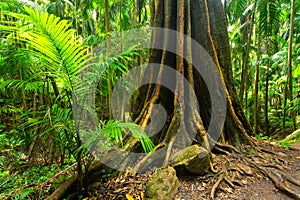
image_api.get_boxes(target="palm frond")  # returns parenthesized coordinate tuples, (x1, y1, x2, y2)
(1, 6, 94, 93)
(226, 0, 247, 22)
(257, 0, 281, 35)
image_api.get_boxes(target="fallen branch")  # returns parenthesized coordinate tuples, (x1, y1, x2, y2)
(45, 174, 78, 200)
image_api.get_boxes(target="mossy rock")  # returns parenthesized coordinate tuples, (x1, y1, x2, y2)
(171, 144, 209, 175)
(145, 166, 179, 200)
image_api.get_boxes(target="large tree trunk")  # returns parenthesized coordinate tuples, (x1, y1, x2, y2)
(134, 0, 251, 146)
(128, 0, 253, 173)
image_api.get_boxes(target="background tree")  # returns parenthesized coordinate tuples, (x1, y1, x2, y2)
(283, 0, 296, 132)
(227, 0, 299, 136)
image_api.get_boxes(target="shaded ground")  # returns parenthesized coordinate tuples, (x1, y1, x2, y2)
(80, 141, 300, 199)
(175, 142, 300, 200)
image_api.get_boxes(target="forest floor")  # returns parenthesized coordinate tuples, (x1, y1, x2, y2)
(175, 141, 300, 200)
(87, 140, 300, 200)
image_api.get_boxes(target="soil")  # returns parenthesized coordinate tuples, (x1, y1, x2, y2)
(81, 141, 300, 199)
(175, 141, 300, 200)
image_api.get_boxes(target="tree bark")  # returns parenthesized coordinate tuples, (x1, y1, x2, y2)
(130, 0, 253, 166)
(284, 0, 296, 132)
(105, 0, 113, 119)
(254, 32, 261, 134)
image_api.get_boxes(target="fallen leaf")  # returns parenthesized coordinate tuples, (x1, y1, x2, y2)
(241, 179, 248, 185)
(285, 182, 290, 188)
(141, 192, 145, 200)
(126, 193, 134, 200)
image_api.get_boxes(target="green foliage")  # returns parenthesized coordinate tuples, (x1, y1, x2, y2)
(0, 6, 89, 168)
(226, 0, 249, 24)
(278, 129, 300, 147)
(3, 7, 92, 91)
(1, 1, 153, 175)
(102, 120, 154, 153)
(277, 140, 293, 147)
(0, 156, 72, 199)
(0, 0, 153, 199)
(257, 0, 281, 36)
(228, 0, 300, 134)
(255, 134, 269, 140)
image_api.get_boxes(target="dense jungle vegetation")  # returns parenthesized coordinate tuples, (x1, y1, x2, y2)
(0, 0, 299, 199)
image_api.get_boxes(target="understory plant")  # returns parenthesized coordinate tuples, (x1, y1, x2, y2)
(0, 4, 154, 197)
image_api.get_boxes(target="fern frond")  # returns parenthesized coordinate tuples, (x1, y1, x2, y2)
(102, 120, 154, 153)
(1, 6, 94, 93)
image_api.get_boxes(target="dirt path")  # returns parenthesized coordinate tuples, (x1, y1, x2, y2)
(175, 142, 300, 200)
(233, 143, 300, 200)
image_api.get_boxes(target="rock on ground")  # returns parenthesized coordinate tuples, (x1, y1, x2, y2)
(145, 166, 179, 200)
(171, 144, 210, 175)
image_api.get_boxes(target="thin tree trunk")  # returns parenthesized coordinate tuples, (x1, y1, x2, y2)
(119, 0, 122, 38)
(117, 2, 125, 123)
(239, 1, 256, 107)
(254, 32, 261, 134)
(150, 0, 155, 26)
(74, 0, 78, 34)
(19, 69, 26, 110)
(287, 0, 296, 130)
(105, 0, 112, 119)
(82, 17, 86, 37)
(264, 42, 270, 135)
(133, 0, 139, 24)
(119, 0, 123, 51)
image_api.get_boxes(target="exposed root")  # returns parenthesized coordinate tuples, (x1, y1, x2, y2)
(75, 139, 300, 200)
(163, 135, 176, 167)
(215, 141, 240, 154)
(131, 142, 165, 174)
(203, 141, 300, 199)
(245, 157, 300, 200)
(259, 163, 288, 172)
(209, 159, 218, 173)
(210, 166, 226, 199)
(224, 176, 235, 189)
(280, 172, 300, 188)
(219, 186, 233, 194)
(213, 146, 231, 156)
(258, 146, 288, 158)
(263, 169, 300, 200)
